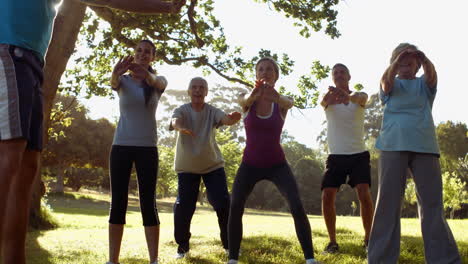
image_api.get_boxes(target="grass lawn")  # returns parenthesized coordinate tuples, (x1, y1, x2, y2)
(26, 191, 467, 264)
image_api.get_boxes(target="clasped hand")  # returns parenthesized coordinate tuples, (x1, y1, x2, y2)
(251, 79, 280, 103)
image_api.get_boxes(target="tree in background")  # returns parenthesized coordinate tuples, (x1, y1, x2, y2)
(436, 121, 468, 177)
(43, 94, 115, 193)
(442, 171, 468, 219)
(157, 145, 178, 197)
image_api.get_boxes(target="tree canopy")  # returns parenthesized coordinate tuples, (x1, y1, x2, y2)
(61, 0, 340, 108)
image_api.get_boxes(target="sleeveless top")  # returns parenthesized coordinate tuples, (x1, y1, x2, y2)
(242, 102, 286, 168)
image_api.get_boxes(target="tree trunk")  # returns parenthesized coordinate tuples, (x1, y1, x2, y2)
(51, 166, 65, 193)
(29, 0, 87, 228)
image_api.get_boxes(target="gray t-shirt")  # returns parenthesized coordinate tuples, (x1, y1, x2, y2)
(171, 103, 226, 174)
(113, 75, 164, 147)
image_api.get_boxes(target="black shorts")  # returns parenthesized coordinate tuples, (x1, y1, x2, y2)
(321, 151, 371, 190)
(0, 44, 44, 150)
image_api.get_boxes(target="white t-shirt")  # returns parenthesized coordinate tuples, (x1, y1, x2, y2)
(325, 102, 366, 155)
(171, 103, 226, 174)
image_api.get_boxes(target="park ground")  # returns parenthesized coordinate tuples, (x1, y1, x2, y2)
(26, 191, 467, 264)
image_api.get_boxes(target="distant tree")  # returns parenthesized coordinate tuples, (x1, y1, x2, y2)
(442, 172, 468, 219)
(436, 121, 468, 174)
(217, 129, 243, 189)
(157, 145, 178, 197)
(43, 94, 115, 192)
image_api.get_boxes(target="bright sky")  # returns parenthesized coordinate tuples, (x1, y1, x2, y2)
(81, 0, 468, 149)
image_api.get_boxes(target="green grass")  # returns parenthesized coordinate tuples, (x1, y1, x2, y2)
(27, 191, 468, 264)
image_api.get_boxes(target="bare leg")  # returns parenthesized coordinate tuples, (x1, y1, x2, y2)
(322, 188, 338, 243)
(144, 225, 160, 263)
(0, 139, 27, 251)
(2, 149, 39, 264)
(109, 224, 124, 264)
(355, 183, 373, 241)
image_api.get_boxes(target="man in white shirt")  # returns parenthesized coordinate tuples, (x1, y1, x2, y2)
(320, 63, 373, 254)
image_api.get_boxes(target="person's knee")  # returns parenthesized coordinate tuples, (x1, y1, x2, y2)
(289, 200, 306, 216)
(142, 211, 160, 226)
(0, 143, 25, 176)
(21, 151, 40, 179)
(109, 209, 126, 225)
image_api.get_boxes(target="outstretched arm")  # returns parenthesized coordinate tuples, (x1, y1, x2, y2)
(320, 86, 349, 108)
(238, 81, 263, 112)
(220, 112, 241, 126)
(171, 117, 195, 136)
(350, 92, 368, 107)
(146, 74, 168, 92)
(81, 0, 186, 14)
(111, 55, 133, 90)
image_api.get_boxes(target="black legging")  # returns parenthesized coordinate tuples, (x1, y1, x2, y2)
(228, 162, 314, 260)
(109, 145, 160, 226)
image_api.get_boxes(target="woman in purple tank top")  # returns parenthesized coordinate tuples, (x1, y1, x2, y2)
(226, 58, 318, 264)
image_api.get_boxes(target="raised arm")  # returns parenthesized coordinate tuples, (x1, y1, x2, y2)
(380, 59, 400, 95)
(111, 55, 133, 90)
(81, 0, 186, 14)
(419, 52, 437, 89)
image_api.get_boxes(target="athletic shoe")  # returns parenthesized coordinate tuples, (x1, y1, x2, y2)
(363, 240, 369, 253)
(306, 259, 320, 264)
(175, 250, 189, 259)
(227, 260, 238, 264)
(323, 241, 339, 254)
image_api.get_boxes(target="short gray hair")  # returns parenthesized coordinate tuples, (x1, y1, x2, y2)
(188, 77, 208, 90)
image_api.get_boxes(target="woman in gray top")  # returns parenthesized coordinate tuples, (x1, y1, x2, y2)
(106, 40, 167, 264)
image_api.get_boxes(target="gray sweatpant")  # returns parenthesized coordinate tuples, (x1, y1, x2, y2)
(368, 151, 461, 264)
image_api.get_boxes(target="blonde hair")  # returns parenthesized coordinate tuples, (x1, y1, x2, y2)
(255, 57, 280, 81)
(188, 77, 208, 91)
(390, 43, 418, 64)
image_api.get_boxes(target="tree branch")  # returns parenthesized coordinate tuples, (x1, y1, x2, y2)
(188, 0, 205, 48)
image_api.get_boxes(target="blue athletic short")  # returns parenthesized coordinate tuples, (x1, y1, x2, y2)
(0, 44, 44, 151)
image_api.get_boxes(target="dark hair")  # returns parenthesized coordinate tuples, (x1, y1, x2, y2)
(138, 40, 157, 106)
(332, 63, 350, 75)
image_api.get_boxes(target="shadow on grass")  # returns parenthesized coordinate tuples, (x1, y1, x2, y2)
(242, 209, 325, 219)
(398, 235, 468, 264)
(26, 231, 54, 264)
(240, 235, 305, 264)
(47, 192, 179, 216)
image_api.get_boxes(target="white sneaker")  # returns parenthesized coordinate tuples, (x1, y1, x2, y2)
(306, 259, 320, 264)
(105, 262, 118, 264)
(150, 261, 158, 264)
(175, 251, 189, 259)
(227, 260, 238, 264)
